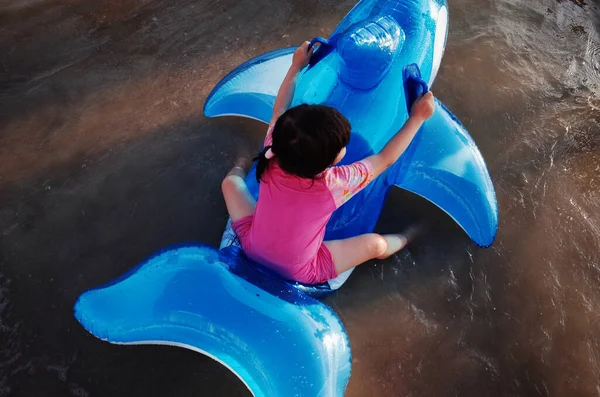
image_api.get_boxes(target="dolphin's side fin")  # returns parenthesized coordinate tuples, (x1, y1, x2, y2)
(74, 245, 351, 397)
(204, 48, 296, 123)
(389, 100, 499, 247)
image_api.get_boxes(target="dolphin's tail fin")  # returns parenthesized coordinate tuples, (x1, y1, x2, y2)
(204, 48, 296, 123)
(388, 100, 498, 247)
(74, 245, 351, 397)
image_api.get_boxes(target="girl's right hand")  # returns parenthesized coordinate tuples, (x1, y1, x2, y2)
(291, 41, 314, 70)
(410, 91, 435, 122)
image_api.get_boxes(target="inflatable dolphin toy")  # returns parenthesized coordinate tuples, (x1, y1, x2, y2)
(75, 1, 498, 396)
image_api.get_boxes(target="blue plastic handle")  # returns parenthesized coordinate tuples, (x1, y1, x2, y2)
(411, 77, 429, 94)
(403, 63, 430, 112)
(307, 37, 334, 68)
(308, 36, 331, 51)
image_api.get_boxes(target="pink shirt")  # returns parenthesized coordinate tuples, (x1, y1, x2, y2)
(242, 124, 375, 281)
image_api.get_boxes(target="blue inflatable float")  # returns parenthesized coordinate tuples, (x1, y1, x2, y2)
(74, 1, 498, 395)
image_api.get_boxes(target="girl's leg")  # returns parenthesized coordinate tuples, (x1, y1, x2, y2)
(221, 166, 256, 222)
(325, 233, 409, 275)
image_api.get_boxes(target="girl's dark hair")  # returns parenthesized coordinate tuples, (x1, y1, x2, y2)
(256, 104, 351, 182)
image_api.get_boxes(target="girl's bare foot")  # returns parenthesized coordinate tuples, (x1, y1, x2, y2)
(376, 222, 427, 259)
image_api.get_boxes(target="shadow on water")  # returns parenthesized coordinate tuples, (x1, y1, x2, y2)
(1, 0, 600, 396)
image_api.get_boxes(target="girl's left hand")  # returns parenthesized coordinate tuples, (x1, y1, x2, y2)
(410, 92, 435, 122)
(292, 41, 314, 70)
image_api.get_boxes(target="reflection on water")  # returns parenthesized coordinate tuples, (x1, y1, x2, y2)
(0, 0, 599, 396)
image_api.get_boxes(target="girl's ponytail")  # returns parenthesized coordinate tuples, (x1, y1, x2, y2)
(255, 145, 273, 182)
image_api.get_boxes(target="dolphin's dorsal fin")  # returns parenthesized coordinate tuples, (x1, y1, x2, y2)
(204, 48, 296, 123)
(388, 99, 498, 247)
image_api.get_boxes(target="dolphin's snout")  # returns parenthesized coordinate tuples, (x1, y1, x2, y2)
(337, 15, 405, 90)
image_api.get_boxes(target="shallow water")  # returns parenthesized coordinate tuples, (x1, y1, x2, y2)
(1, 0, 599, 396)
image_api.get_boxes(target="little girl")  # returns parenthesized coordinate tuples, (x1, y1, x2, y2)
(221, 41, 435, 285)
